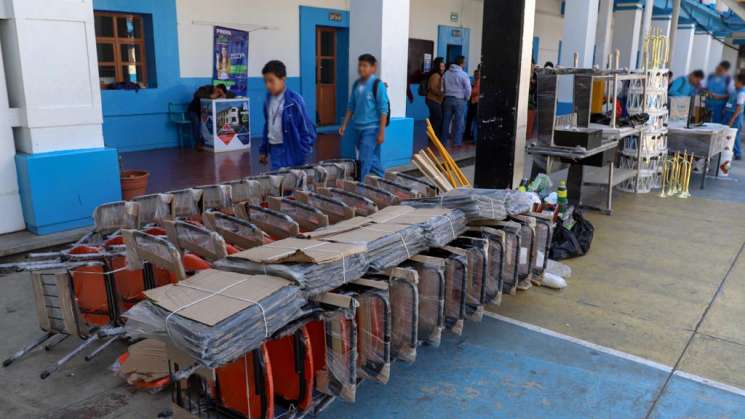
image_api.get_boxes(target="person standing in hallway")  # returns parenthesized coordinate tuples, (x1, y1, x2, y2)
(424, 57, 446, 139)
(668, 70, 704, 97)
(188, 85, 224, 151)
(441, 56, 471, 148)
(704, 61, 733, 124)
(465, 65, 481, 143)
(258, 60, 317, 170)
(724, 73, 745, 161)
(339, 53, 390, 180)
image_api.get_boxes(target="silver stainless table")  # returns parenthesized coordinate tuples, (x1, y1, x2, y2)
(667, 122, 728, 190)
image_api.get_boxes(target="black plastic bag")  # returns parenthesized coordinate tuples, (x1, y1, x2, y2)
(549, 210, 594, 260)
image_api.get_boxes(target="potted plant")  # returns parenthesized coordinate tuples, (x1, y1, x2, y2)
(119, 154, 149, 200)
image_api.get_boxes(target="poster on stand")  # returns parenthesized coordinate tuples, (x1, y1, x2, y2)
(213, 26, 248, 97)
(200, 98, 251, 153)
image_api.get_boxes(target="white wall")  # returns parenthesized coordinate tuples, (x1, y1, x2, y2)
(722, 43, 739, 72)
(690, 32, 712, 73)
(534, 0, 564, 66)
(177, 0, 350, 78)
(408, 0, 483, 68)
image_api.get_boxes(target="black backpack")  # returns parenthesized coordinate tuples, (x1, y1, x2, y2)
(353, 78, 391, 127)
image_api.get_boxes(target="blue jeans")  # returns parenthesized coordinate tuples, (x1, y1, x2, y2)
(442, 97, 467, 146)
(709, 102, 726, 124)
(353, 127, 385, 181)
(269, 143, 289, 170)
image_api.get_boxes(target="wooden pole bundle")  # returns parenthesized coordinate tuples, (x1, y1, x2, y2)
(419, 119, 471, 189)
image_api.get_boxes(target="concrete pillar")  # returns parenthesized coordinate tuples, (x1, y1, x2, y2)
(639, 0, 655, 64)
(708, 38, 725, 72)
(347, 0, 414, 168)
(558, 0, 599, 101)
(671, 24, 695, 78)
(1, 0, 120, 234)
(0, 32, 24, 234)
(594, 0, 614, 68)
(612, 2, 643, 69)
(690, 32, 712, 73)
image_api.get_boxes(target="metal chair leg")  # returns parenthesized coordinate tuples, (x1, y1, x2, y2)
(84, 335, 119, 362)
(44, 334, 70, 351)
(3, 333, 54, 367)
(40, 334, 99, 379)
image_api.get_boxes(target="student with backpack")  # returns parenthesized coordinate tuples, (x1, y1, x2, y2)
(704, 61, 733, 124)
(419, 57, 446, 139)
(339, 53, 390, 180)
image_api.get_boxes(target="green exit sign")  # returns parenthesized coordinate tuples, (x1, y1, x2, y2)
(450, 12, 459, 22)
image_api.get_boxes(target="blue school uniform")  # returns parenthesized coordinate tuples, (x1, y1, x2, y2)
(260, 89, 317, 170)
(706, 73, 731, 124)
(669, 76, 696, 97)
(347, 75, 390, 180)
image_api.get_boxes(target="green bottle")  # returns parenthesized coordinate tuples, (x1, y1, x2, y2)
(557, 180, 568, 215)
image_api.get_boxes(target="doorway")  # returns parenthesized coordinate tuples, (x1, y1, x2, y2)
(437, 25, 471, 71)
(446, 44, 463, 66)
(316, 27, 338, 126)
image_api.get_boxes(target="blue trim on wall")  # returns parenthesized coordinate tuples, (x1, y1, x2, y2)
(557, 102, 573, 116)
(340, 117, 415, 168)
(299, 6, 350, 128)
(406, 84, 429, 120)
(532, 37, 540, 65)
(15, 148, 121, 235)
(437, 25, 471, 72)
(557, 41, 563, 66)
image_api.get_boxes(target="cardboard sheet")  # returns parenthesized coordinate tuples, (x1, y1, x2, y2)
(120, 338, 170, 382)
(231, 237, 366, 264)
(144, 269, 292, 326)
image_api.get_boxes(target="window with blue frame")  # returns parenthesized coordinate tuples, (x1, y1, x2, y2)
(94, 11, 154, 89)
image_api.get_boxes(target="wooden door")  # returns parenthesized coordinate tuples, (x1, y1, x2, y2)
(316, 27, 337, 126)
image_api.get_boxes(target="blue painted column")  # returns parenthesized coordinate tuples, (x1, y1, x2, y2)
(6, 0, 121, 234)
(344, 0, 414, 169)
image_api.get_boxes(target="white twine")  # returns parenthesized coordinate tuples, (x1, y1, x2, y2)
(163, 276, 270, 341)
(71, 266, 129, 276)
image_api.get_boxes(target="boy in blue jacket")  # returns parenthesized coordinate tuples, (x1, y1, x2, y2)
(259, 60, 316, 170)
(339, 54, 390, 180)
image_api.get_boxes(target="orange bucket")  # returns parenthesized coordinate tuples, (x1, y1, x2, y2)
(120, 170, 149, 200)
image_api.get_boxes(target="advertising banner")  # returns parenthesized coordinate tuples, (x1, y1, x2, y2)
(213, 26, 249, 97)
(200, 98, 251, 153)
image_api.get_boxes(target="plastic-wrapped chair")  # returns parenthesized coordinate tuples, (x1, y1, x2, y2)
(489, 221, 522, 295)
(131, 194, 173, 227)
(163, 220, 234, 270)
(235, 204, 300, 240)
(318, 187, 378, 216)
(197, 184, 233, 213)
(203, 210, 265, 250)
(2, 269, 126, 379)
(266, 319, 315, 415)
(169, 188, 203, 223)
(421, 249, 468, 335)
(377, 267, 419, 363)
(365, 175, 421, 200)
(246, 174, 288, 199)
(516, 213, 554, 279)
(444, 242, 486, 322)
(384, 171, 438, 197)
(319, 159, 357, 183)
(265, 168, 309, 196)
(342, 279, 391, 384)
(341, 180, 400, 209)
(293, 164, 329, 190)
(509, 216, 537, 289)
(405, 255, 446, 347)
(294, 190, 355, 224)
(170, 343, 274, 419)
(222, 179, 263, 208)
(463, 227, 506, 305)
(267, 196, 329, 232)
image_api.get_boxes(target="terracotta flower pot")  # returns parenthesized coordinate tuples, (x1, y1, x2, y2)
(120, 170, 149, 200)
(527, 109, 537, 139)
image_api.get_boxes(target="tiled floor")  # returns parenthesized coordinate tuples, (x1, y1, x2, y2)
(120, 120, 474, 194)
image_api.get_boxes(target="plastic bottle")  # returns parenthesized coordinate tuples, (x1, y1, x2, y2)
(518, 178, 529, 192)
(557, 180, 568, 216)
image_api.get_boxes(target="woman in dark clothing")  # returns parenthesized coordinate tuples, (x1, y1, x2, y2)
(424, 57, 446, 139)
